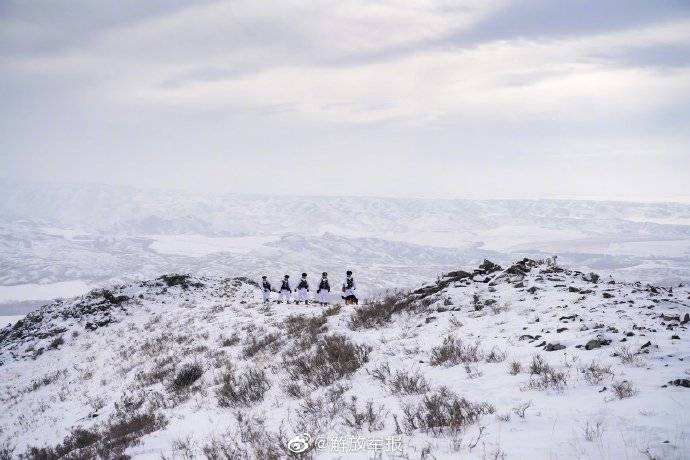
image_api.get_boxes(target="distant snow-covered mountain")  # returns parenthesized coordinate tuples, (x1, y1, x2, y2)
(3, 180, 690, 237)
(1, 180, 690, 317)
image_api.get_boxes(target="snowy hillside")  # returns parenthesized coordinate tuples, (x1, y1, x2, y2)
(1, 259, 688, 459)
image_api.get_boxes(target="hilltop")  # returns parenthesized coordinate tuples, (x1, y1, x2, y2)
(1, 259, 689, 459)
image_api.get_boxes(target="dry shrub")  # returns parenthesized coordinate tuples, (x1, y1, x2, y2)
(614, 345, 639, 365)
(202, 414, 283, 460)
(370, 362, 430, 395)
(527, 354, 568, 391)
(242, 331, 282, 359)
(512, 401, 532, 419)
(342, 396, 387, 431)
(490, 302, 510, 315)
(284, 334, 371, 387)
(401, 387, 494, 435)
(430, 336, 483, 367)
(579, 360, 613, 385)
(284, 314, 327, 349)
(508, 361, 522, 375)
(485, 347, 507, 363)
(135, 355, 176, 387)
(529, 354, 550, 375)
(281, 381, 304, 398)
(220, 333, 240, 347)
(296, 385, 348, 435)
(496, 413, 511, 422)
(612, 380, 638, 399)
(202, 437, 250, 460)
(583, 421, 604, 442)
(0, 442, 14, 460)
(20, 410, 167, 460)
(28, 369, 67, 392)
(171, 362, 203, 391)
(349, 292, 415, 329)
(48, 335, 65, 350)
(216, 365, 271, 408)
(322, 304, 342, 317)
(99, 411, 167, 457)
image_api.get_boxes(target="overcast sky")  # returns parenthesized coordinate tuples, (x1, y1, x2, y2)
(1, 0, 689, 200)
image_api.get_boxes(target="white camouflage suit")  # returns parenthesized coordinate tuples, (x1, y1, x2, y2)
(317, 277, 330, 304)
(296, 276, 310, 303)
(279, 278, 291, 303)
(261, 279, 271, 302)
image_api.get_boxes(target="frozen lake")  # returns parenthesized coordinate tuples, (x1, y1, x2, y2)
(0, 315, 25, 328)
(0, 280, 90, 303)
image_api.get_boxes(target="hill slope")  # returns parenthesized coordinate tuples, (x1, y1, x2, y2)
(1, 260, 689, 459)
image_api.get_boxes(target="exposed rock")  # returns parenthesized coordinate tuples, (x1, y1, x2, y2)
(668, 379, 690, 388)
(585, 338, 611, 350)
(661, 314, 680, 322)
(544, 343, 566, 351)
(158, 274, 204, 289)
(519, 334, 542, 342)
(102, 290, 129, 305)
(411, 270, 472, 299)
(526, 286, 539, 294)
(583, 272, 600, 283)
(479, 259, 502, 273)
(505, 258, 538, 275)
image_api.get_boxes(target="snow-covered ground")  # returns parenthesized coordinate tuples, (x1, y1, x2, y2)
(1, 259, 688, 459)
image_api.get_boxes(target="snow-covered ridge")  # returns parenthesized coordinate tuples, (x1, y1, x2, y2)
(0, 260, 689, 459)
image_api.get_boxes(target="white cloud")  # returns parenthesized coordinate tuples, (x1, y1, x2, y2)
(104, 18, 690, 124)
(1, 0, 689, 199)
(6, 2, 689, 126)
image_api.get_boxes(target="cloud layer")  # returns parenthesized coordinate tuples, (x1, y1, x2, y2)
(1, 0, 689, 199)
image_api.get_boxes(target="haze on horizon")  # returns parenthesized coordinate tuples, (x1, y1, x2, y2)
(1, 0, 689, 201)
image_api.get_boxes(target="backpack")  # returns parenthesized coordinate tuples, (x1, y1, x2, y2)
(319, 279, 330, 291)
